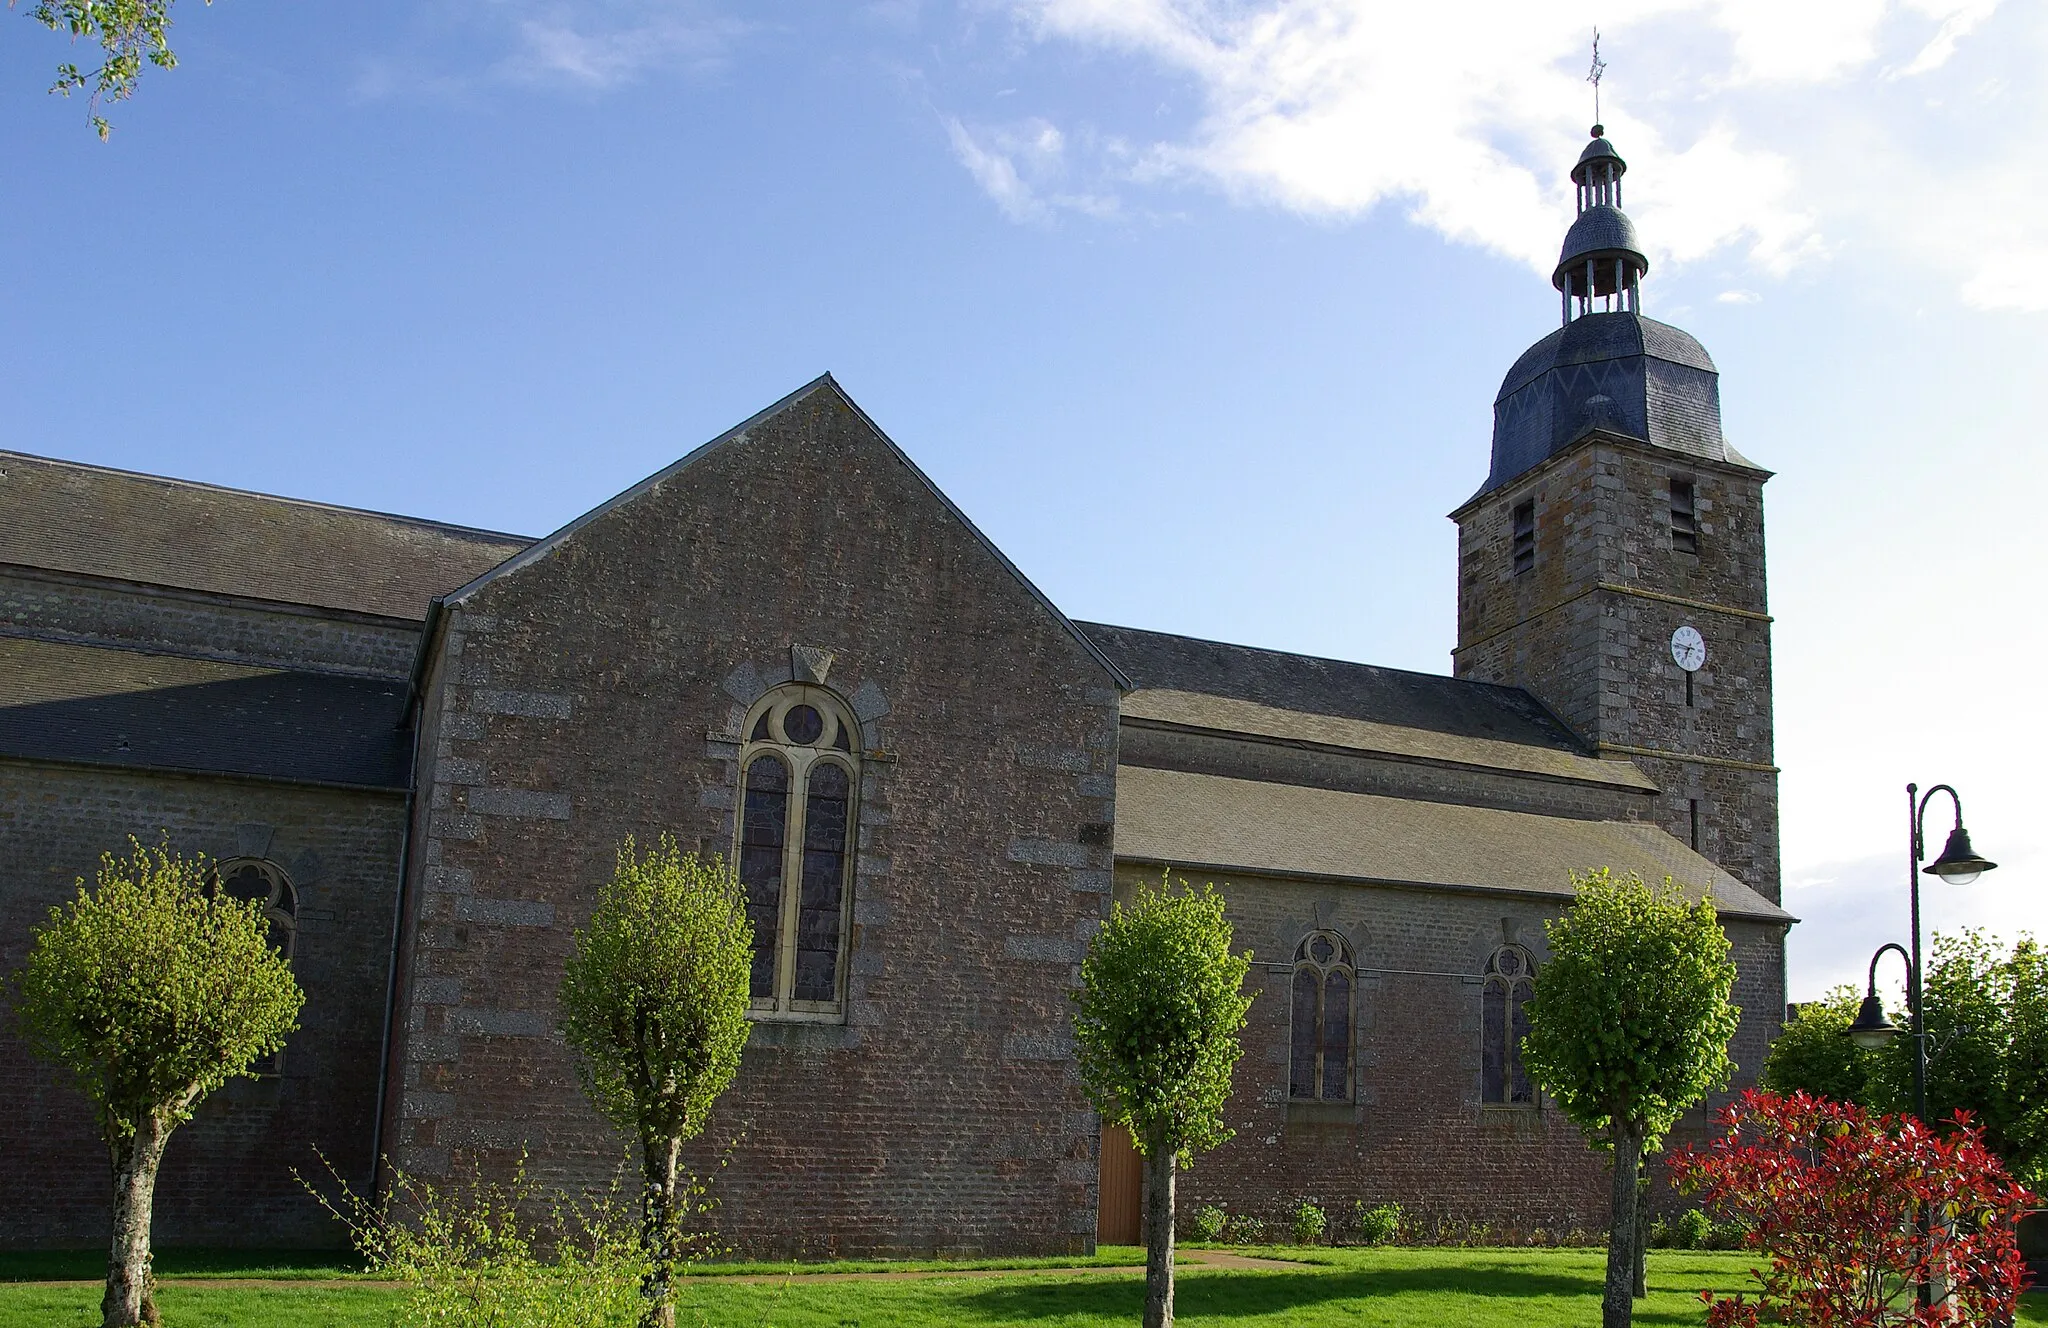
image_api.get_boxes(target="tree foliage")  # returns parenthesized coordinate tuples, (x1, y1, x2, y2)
(1762, 931, 2048, 1192)
(14, 0, 208, 139)
(11, 837, 302, 1326)
(1071, 876, 1253, 1328)
(1761, 985, 1872, 1106)
(558, 837, 751, 1328)
(1669, 1089, 2036, 1327)
(1519, 868, 1740, 1328)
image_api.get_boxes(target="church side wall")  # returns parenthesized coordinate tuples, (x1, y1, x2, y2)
(0, 760, 404, 1247)
(1132, 865, 1786, 1237)
(0, 568, 422, 679)
(386, 389, 1119, 1258)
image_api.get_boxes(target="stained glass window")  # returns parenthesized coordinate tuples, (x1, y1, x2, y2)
(738, 754, 790, 1000)
(1482, 946, 1537, 1105)
(733, 686, 861, 1018)
(1289, 931, 1353, 1103)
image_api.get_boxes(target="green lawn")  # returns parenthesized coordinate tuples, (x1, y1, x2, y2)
(3, 1247, 2043, 1327)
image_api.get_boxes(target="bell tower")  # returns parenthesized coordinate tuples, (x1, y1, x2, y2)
(1449, 125, 1781, 905)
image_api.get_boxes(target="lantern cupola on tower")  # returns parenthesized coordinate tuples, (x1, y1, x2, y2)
(1553, 127, 1647, 323)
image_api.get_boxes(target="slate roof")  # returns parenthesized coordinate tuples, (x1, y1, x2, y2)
(1076, 621, 1599, 761)
(1554, 205, 1646, 283)
(1116, 765, 1791, 922)
(1120, 688, 1654, 790)
(0, 450, 532, 620)
(1473, 312, 1749, 504)
(0, 637, 412, 788)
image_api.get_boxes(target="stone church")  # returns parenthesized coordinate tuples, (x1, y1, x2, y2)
(0, 127, 1789, 1254)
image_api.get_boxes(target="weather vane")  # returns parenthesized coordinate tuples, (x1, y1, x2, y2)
(1588, 28, 1607, 130)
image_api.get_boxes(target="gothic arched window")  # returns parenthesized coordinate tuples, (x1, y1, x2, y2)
(1289, 931, 1353, 1102)
(735, 685, 860, 1019)
(212, 858, 297, 1074)
(1482, 946, 1537, 1105)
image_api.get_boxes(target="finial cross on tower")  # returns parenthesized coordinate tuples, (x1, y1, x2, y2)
(1587, 28, 1607, 132)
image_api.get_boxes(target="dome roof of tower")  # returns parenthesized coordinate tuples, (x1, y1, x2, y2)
(1576, 134, 1624, 170)
(1553, 205, 1647, 288)
(1470, 312, 1758, 503)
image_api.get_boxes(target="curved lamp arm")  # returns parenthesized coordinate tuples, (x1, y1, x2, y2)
(1867, 941, 1915, 1008)
(1913, 783, 1964, 862)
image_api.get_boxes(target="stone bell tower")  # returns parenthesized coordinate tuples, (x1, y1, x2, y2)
(1449, 124, 1781, 905)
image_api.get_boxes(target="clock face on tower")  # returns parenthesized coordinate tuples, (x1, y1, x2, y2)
(1671, 625, 1706, 672)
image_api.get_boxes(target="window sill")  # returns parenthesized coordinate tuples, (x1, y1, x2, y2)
(1285, 1100, 1355, 1127)
(744, 1019, 858, 1053)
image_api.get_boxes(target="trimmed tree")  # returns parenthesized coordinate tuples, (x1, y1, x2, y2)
(559, 837, 752, 1328)
(1071, 876, 1252, 1328)
(1520, 867, 1739, 1328)
(11, 838, 303, 1328)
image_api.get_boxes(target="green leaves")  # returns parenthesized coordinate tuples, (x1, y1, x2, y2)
(1070, 875, 1253, 1160)
(1520, 867, 1740, 1148)
(558, 837, 753, 1146)
(11, 837, 304, 1141)
(16, 0, 209, 139)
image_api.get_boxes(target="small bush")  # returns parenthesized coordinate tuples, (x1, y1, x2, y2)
(307, 1151, 719, 1328)
(1225, 1215, 1267, 1246)
(1674, 1208, 1712, 1249)
(1291, 1200, 1328, 1246)
(1353, 1201, 1402, 1246)
(1189, 1205, 1228, 1243)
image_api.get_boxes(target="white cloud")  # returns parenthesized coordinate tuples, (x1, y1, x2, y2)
(944, 115, 1121, 223)
(1715, 288, 1760, 303)
(354, 1, 749, 98)
(494, 4, 747, 88)
(980, 0, 2044, 307)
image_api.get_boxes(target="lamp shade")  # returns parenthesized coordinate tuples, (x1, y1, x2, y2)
(1844, 993, 1900, 1050)
(1925, 824, 1996, 886)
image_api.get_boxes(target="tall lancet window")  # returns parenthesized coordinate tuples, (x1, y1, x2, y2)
(1289, 932, 1354, 1102)
(735, 685, 860, 1019)
(211, 859, 297, 1074)
(1481, 946, 1537, 1105)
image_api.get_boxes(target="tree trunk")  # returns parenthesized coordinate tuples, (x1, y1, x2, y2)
(1603, 1121, 1645, 1328)
(640, 1131, 681, 1328)
(1142, 1125, 1176, 1328)
(1632, 1173, 1650, 1298)
(103, 1112, 172, 1327)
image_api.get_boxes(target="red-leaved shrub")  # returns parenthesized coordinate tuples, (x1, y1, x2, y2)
(1668, 1089, 2035, 1326)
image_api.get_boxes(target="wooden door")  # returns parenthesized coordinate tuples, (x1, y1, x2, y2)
(1096, 1124, 1143, 1246)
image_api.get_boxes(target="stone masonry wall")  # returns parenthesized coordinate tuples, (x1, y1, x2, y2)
(1126, 864, 1786, 1236)
(0, 760, 406, 1247)
(1453, 439, 1780, 904)
(386, 383, 1121, 1257)
(0, 568, 423, 679)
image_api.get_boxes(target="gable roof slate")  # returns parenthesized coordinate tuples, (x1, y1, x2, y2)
(1077, 621, 1597, 761)
(0, 636, 412, 789)
(1117, 765, 1790, 922)
(0, 450, 531, 621)
(443, 374, 1132, 688)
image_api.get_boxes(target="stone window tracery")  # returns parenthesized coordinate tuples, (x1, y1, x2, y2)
(734, 685, 859, 1020)
(1289, 931, 1353, 1102)
(1482, 945, 1537, 1105)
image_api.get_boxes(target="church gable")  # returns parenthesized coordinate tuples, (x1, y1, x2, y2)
(389, 376, 1121, 1257)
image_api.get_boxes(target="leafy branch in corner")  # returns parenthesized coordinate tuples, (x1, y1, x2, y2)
(14, 0, 211, 139)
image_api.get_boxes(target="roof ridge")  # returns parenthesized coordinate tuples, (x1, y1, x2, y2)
(0, 449, 536, 546)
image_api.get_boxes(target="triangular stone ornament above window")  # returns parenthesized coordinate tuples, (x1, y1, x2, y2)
(791, 645, 835, 686)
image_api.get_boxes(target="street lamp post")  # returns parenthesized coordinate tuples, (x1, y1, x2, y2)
(1841, 782, 1998, 1310)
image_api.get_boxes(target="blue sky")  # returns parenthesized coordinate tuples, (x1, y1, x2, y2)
(3, 0, 2042, 1002)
